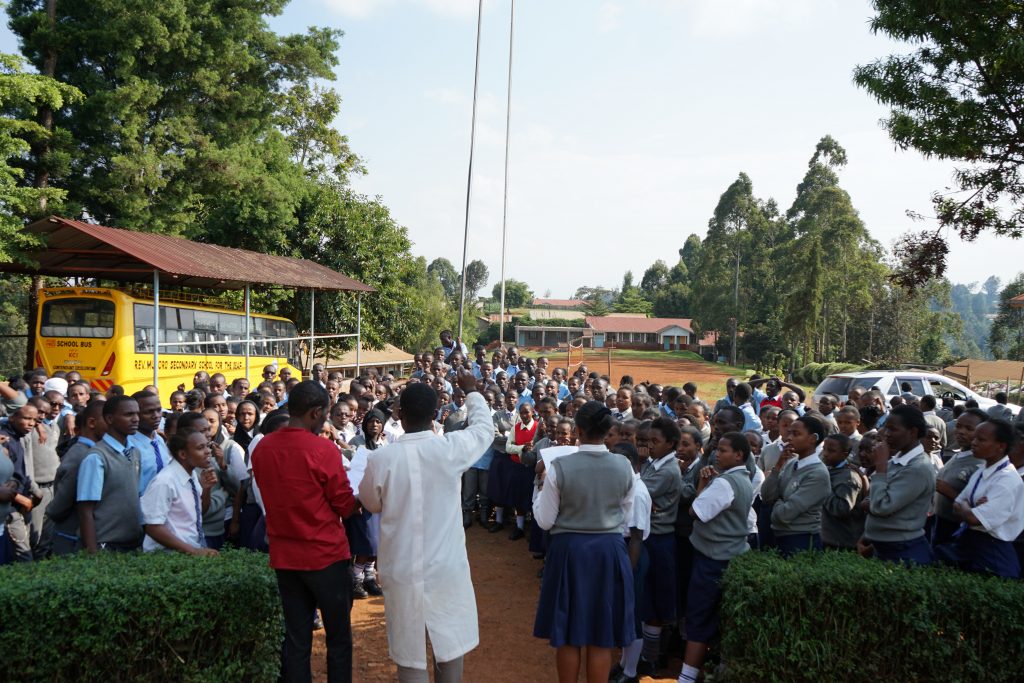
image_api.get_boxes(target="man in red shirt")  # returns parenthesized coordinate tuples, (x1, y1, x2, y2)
(252, 381, 358, 683)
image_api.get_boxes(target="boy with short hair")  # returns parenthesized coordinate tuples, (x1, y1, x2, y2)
(76, 396, 143, 552)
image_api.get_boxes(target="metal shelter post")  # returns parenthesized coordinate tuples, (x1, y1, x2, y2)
(309, 290, 316, 376)
(152, 270, 160, 390)
(244, 285, 251, 382)
(356, 293, 362, 375)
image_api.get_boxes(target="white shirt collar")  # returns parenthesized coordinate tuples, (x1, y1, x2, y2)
(923, 410, 936, 417)
(982, 456, 1010, 476)
(794, 450, 823, 470)
(721, 465, 748, 476)
(650, 452, 675, 470)
(684, 458, 700, 473)
(891, 443, 925, 466)
(952, 449, 974, 460)
(577, 443, 608, 452)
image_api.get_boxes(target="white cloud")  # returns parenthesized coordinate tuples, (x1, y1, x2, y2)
(598, 1, 624, 34)
(320, 0, 393, 18)
(320, 0, 478, 18)
(650, 0, 826, 38)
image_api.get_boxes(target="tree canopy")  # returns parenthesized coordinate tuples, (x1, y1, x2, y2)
(854, 0, 1024, 286)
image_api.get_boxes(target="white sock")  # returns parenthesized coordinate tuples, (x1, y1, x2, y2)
(677, 663, 699, 683)
(641, 623, 662, 663)
(620, 638, 643, 677)
(516, 515, 525, 530)
(495, 508, 504, 523)
(364, 560, 376, 581)
(352, 562, 366, 582)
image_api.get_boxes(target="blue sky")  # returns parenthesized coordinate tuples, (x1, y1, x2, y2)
(5, 1, 1020, 297)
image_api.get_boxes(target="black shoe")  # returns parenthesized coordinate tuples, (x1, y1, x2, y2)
(363, 578, 383, 596)
(463, 511, 472, 528)
(608, 663, 623, 680)
(635, 658, 655, 677)
(352, 579, 368, 599)
(488, 521, 504, 533)
(508, 527, 525, 541)
(609, 673, 638, 683)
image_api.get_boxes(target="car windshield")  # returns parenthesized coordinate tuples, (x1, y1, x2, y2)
(817, 377, 852, 395)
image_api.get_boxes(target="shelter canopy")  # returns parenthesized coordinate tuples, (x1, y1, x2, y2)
(4, 216, 374, 292)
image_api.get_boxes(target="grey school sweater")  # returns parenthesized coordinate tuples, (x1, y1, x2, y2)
(674, 458, 702, 538)
(820, 463, 867, 549)
(46, 439, 93, 554)
(865, 445, 935, 543)
(762, 453, 830, 536)
(933, 451, 982, 522)
(640, 454, 683, 535)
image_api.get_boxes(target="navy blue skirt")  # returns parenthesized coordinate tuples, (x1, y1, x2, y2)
(629, 539, 650, 636)
(640, 532, 677, 622)
(872, 535, 933, 566)
(685, 549, 732, 643)
(534, 533, 635, 648)
(487, 450, 533, 510)
(344, 508, 376, 557)
(775, 532, 822, 558)
(674, 534, 694, 620)
(944, 529, 1020, 579)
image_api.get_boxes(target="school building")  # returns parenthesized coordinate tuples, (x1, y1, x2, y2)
(526, 298, 587, 321)
(513, 315, 698, 351)
(312, 343, 415, 379)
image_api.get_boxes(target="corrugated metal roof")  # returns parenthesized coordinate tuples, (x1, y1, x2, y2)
(532, 298, 586, 308)
(5, 216, 374, 292)
(586, 316, 693, 334)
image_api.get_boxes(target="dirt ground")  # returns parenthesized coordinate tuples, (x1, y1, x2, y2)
(308, 351, 735, 681)
(576, 350, 738, 395)
(313, 525, 679, 683)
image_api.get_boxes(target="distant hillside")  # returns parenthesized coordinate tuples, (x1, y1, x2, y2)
(948, 277, 1000, 358)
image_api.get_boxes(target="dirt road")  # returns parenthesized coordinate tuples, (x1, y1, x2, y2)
(315, 524, 679, 682)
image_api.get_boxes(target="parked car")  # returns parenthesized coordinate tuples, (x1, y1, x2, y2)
(812, 370, 1021, 416)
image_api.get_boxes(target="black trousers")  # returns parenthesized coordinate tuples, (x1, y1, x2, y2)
(275, 559, 353, 683)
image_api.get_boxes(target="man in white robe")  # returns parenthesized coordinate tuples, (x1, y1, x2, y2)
(359, 372, 492, 683)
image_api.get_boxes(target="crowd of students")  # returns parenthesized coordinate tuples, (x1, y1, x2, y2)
(2, 332, 1024, 683)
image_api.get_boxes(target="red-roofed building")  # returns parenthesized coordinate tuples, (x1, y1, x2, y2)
(585, 316, 694, 350)
(513, 315, 697, 350)
(1010, 294, 1024, 308)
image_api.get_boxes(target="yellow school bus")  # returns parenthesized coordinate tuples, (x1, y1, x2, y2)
(35, 287, 301, 396)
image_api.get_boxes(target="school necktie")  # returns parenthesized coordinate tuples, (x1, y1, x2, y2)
(188, 477, 206, 548)
(150, 437, 164, 473)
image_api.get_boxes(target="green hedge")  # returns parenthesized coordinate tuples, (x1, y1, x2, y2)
(721, 551, 1024, 682)
(0, 549, 282, 682)
(792, 362, 865, 385)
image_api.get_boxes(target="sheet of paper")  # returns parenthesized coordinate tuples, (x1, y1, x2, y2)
(347, 445, 369, 492)
(540, 445, 578, 468)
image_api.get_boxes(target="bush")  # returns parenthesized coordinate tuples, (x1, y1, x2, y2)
(721, 551, 1024, 682)
(0, 549, 282, 682)
(792, 362, 865, 385)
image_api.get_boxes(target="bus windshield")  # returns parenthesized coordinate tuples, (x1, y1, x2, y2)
(41, 298, 115, 338)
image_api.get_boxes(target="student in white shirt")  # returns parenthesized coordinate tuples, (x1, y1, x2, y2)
(140, 429, 219, 556)
(610, 441, 651, 683)
(937, 419, 1024, 578)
